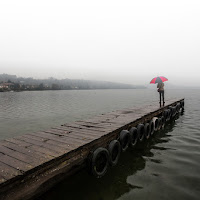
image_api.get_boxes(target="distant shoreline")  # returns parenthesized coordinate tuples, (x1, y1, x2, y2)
(0, 87, 146, 93)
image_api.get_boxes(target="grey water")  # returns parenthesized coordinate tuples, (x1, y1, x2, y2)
(0, 89, 200, 200)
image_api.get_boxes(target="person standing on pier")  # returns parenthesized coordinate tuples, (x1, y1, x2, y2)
(157, 81, 165, 106)
(150, 76, 168, 107)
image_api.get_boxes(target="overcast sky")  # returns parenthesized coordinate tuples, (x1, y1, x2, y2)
(0, 0, 199, 86)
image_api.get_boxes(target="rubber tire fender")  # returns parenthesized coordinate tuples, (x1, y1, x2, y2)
(163, 110, 168, 122)
(172, 106, 177, 118)
(119, 130, 130, 152)
(160, 116, 165, 128)
(176, 103, 181, 113)
(149, 119, 155, 135)
(144, 123, 150, 139)
(129, 127, 138, 147)
(90, 147, 109, 178)
(180, 100, 184, 109)
(166, 109, 171, 121)
(152, 117, 158, 131)
(108, 140, 121, 167)
(137, 124, 145, 142)
(157, 118, 162, 130)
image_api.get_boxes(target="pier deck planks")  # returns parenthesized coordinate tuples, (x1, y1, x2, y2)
(0, 98, 184, 200)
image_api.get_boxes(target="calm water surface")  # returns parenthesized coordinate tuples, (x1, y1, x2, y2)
(0, 89, 200, 200)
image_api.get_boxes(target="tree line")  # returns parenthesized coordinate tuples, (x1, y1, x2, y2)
(0, 74, 146, 91)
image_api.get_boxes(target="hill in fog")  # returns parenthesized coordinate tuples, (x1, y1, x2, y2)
(0, 74, 146, 90)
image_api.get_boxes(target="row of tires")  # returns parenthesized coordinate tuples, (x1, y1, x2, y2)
(88, 100, 184, 178)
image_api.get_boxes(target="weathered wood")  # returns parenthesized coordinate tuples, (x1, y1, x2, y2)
(36, 131, 87, 147)
(22, 134, 73, 151)
(45, 129, 93, 141)
(0, 140, 53, 161)
(52, 127, 103, 139)
(5, 138, 32, 148)
(0, 155, 32, 172)
(0, 146, 41, 166)
(0, 162, 22, 180)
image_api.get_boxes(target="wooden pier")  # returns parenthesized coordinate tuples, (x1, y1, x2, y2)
(0, 98, 184, 200)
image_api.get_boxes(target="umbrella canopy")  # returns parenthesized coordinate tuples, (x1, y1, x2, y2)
(150, 76, 168, 84)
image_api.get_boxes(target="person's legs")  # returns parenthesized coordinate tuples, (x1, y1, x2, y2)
(159, 92, 162, 106)
(162, 91, 165, 105)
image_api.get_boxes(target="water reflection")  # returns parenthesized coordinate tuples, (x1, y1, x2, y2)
(39, 117, 180, 200)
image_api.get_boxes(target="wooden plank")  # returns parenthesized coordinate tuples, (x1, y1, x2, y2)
(43, 131, 88, 145)
(0, 155, 32, 172)
(0, 146, 40, 166)
(22, 134, 73, 151)
(5, 138, 33, 147)
(53, 126, 111, 141)
(14, 136, 64, 156)
(52, 127, 102, 139)
(0, 162, 22, 180)
(27, 133, 77, 150)
(45, 129, 93, 142)
(63, 124, 110, 133)
(57, 126, 107, 136)
(3, 137, 59, 158)
(29, 132, 86, 148)
(21, 135, 69, 154)
(26, 145, 59, 158)
(0, 140, 53, 161)
(74, 121, 109, 129)
(49, 128, 99, 140)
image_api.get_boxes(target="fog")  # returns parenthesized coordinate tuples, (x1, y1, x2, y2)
(0, 0, 200, 87)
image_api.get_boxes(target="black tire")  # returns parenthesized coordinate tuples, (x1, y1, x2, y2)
(137, 124, 145, 142)
(144, 123, 150, 139)
(149, 119, 155, 135)
(163, 110, 168, 122)
(181, 100, 185, 111)
(119, 130, 130, 152)
(90, 147, 109, 178)
(166, 109, 171, 121)
(180, 100, 184, 109)
(176, 103, 180, 113)
(153, 117, 159, 131)
(171, 106, 177, 118)
(129, 127, 138, 147)
(160, 116, 165, 128)
(157, 118, 162, 130)
(108, 140, 121, 167)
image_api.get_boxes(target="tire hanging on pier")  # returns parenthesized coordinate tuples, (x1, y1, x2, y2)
(171, 106, 176, 119)
(176, 103, 181, 113)
(162, 110, 168, 122)
(119, 130, 130, 152)
(166, 109, 171, 121)
(152, 117, 159, 131)
(180, 100, 184, 110)
(144, 123, 150, 139)
(137, 124, 145, 142)
(157, 118, 162, 130)
(89, 147, 109, 178)
(129, 127, 138, 147)
(108, 140, 121, 166)
(160, 116, 165, 128)
(149, 119, 155, 135)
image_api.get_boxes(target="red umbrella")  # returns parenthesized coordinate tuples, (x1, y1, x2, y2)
(150, 76, 168, 84)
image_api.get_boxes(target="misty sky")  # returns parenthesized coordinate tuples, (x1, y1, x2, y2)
(0, 0, 200, 86)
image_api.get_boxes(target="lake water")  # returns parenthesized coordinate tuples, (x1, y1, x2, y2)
(0, 89, 200, 200)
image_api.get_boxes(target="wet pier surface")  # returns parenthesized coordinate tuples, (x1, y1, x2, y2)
(0, 98, 184, 200)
